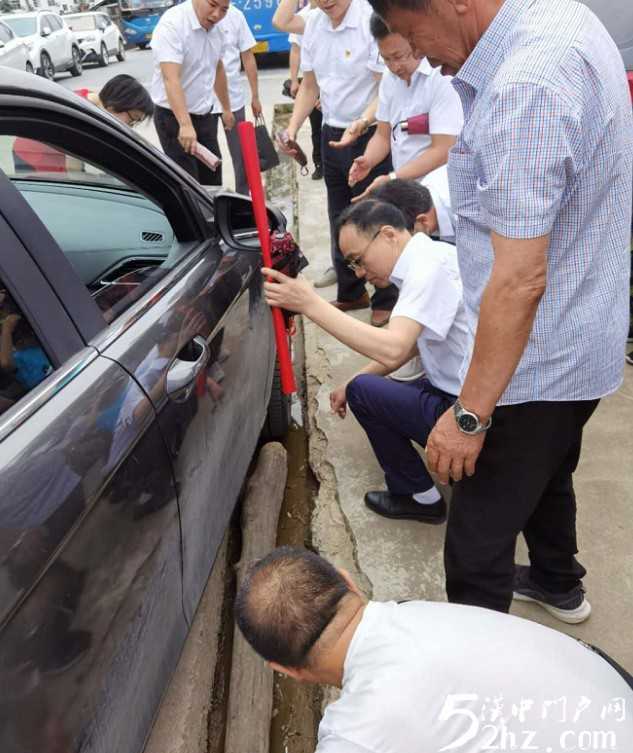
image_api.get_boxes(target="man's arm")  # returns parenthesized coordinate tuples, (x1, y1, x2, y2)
(287, 71, 319, 140)
(241, 48, 262, 117)
(394, 133, 456, 181)
(348, 121, 391, 186)
(272, 0, 305, 34)
(330, 80, 381, 150)
(289, 42, 301, 97)
(214, 61, 235, 130)
(160, 61, 197, 152)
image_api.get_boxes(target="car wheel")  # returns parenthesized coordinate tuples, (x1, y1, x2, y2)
(98, 42, 109, 67)
(25, 61, 34, 74)
(116, 39, 126, 62)
(261, 360, 291, 441)
(39, 51, 55, 80)
(69, 46, 82, 77)
(138, 42, 148, 50)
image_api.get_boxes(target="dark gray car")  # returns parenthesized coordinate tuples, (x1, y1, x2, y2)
(0, 71, 288, 753)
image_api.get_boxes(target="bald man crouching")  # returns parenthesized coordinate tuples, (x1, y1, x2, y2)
(236, 547, 633, 753)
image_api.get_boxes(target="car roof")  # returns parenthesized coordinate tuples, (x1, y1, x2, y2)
(65, 11, 102, 16)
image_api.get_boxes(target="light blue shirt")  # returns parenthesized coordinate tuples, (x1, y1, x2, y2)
(448, 0, 633, 404)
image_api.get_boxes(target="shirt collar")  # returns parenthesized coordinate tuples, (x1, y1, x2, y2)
(326, 0, 361, 32)
(389, 233, 427, 287)
(185, 0, 204, 31)
(414, 57, 433, 78)
(454, 0, 537, 92)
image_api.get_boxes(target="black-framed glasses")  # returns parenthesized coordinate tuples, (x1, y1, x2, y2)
(345, 228, 382, 272)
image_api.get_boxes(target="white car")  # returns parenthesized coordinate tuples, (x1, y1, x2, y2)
(1, 11, 82, 80)
(65, 12, 126, 67)
(0, 19, 32, 73)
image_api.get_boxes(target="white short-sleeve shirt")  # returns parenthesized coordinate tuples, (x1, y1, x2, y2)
(389, 232, 468, 396)
(422, 165, 455, 242)
(376, 58, 463, 170)
(150, 1, 225, 116)
(288, 4, 313, 49)
(212, 5, 256, 112)
(316, 601, 633, 753)
(300, 0, 383, 128)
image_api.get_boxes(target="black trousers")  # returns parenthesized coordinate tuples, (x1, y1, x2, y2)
(154, 105, 222, 186)
(322, 124, 398, 310)
(445, 399, 599, 613)
(309, 106, 322, 167)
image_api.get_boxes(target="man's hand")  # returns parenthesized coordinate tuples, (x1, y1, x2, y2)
(330, 384, 348, 418)
(290, 79, 300, 98)
(348, 156, 372, 187)
(276, 129, 299, 157)
(251, 97, 263, 118)
(222, 111, 236, 131)
(425, 407, 486, 485)
(351, 173, 391, 203)
(329, 119, 367, 149)
(178, 123, 198, 154)
(261, 267, 319, 314)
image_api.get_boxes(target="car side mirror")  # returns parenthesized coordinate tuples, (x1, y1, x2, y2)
(213, 192, 285, 250)
(41, 26, 51, 37)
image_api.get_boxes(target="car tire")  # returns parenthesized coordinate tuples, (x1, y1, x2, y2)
(138, 42, 148, 50)
(98, 42, 109, 67)
(39, 51, 55, 80)
(69, 46, 82, 77)
(116, 39, 126, 62)
(261, 360, 291, 441)
(25, 61, 34, 74)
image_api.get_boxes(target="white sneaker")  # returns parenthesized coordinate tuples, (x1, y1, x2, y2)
(389, 356, 424, 382)
(314, 267, 337, 288)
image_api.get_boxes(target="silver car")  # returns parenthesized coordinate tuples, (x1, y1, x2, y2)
(0, 19, 31, 73)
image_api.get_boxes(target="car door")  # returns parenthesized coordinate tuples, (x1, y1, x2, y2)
(101, 14, 116, 52)
(45, 14, 66, 65)
(0, 83, 276, 748)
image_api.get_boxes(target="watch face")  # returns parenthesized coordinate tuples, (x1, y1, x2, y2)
(458, 413, 478, 433)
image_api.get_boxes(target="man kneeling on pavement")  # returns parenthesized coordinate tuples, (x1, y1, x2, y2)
(236, 547, 633, 753)
(263, 185, 467, 525)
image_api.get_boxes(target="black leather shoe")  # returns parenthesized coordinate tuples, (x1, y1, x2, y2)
(364, 491, 446, 524)
(312, 164, 323, 180)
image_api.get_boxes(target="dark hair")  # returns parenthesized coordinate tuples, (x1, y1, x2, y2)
(370, 179, 433, 232)
(234, 546, 351, 668)
(369, 12, 391, 40)
(99, 74, 154, 120)
(368, 0, 431, 22)
(336, 198, 408, 241)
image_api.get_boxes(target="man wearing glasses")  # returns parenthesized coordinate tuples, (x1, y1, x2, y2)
(262, 197, 468, 524)
(348, 15, 463, 202)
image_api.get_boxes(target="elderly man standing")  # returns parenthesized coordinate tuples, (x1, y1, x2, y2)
(369, 0, 633, 623)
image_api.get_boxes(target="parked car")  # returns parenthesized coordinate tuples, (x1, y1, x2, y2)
(0, 11, 82, 80)
(0, 70, 289, 753)
(65, 11, 126, 67)
(0, 19, 32, 73)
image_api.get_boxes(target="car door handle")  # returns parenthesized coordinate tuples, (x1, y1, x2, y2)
(166, 335, 210, 398)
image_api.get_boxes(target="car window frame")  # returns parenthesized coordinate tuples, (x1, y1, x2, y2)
(0, 22, 12, 44)
(0, 93, 218, 344)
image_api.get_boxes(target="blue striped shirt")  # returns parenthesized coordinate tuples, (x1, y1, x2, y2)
(448, 0, 633, 404)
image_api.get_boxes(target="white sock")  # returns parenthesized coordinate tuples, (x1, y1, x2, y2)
(413, 487, 442, 505)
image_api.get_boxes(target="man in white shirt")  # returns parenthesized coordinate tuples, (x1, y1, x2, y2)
(262, 198, 468, 523)
(421, 164, 455, 242)
(349, 14, 463, 200)
(213, 4, 262, 195)
(150, 0, 234, 185)
(236, 547, 633, 753)
(277, 0, 399, 327)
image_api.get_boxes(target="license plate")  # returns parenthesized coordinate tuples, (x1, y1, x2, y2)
(252, 41, 269, 54)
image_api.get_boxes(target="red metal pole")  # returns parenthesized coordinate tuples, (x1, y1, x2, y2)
(237, 120, 296, 395)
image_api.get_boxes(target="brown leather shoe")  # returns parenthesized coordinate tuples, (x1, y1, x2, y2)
(330, 292, 370, 312)
(370, 309, 391, 327)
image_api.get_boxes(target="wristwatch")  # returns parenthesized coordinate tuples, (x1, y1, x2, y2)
(359, 117, 370, 134)
(388, 171, 397, 181)
(453, 399, 492, 435)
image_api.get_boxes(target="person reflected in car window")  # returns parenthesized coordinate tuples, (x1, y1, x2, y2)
(12, 75, 154, 174)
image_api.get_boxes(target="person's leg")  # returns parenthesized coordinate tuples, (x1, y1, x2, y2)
(309, 106, 323, 168)
(445, 401, 595, 613)
(194, 112, 223, 186)
(154, 105, 200, 181)
(523, 400, 598, 593)
(224, 107, 248, 195)
(321, 125, 367, 303)
(346, 374, 453, 495)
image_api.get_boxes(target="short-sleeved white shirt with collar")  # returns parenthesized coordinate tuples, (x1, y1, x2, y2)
(211, 5, 256, 112)
(422, 165, 455, 243)
(300, 0, 383, 128)
(389, 232, 468, 396)
(376, 58, 463, 170)
(288, 4, 314, 49)
(150, 0, 225, 116)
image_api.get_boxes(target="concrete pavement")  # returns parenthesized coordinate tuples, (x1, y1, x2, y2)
(291, 125, 633, 668)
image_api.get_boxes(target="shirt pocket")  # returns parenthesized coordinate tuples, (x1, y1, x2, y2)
(447, 148, 481, 225)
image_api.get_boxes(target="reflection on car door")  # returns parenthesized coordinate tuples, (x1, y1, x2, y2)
(0, 214, 186, 753)
(46, 15, 66, 64)
(0, 24, 23, 69)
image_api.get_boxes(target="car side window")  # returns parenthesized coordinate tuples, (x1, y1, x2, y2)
(0, 135, 178, 325)
(50, 15, 63, 31)
(0, 284, 53, 417)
